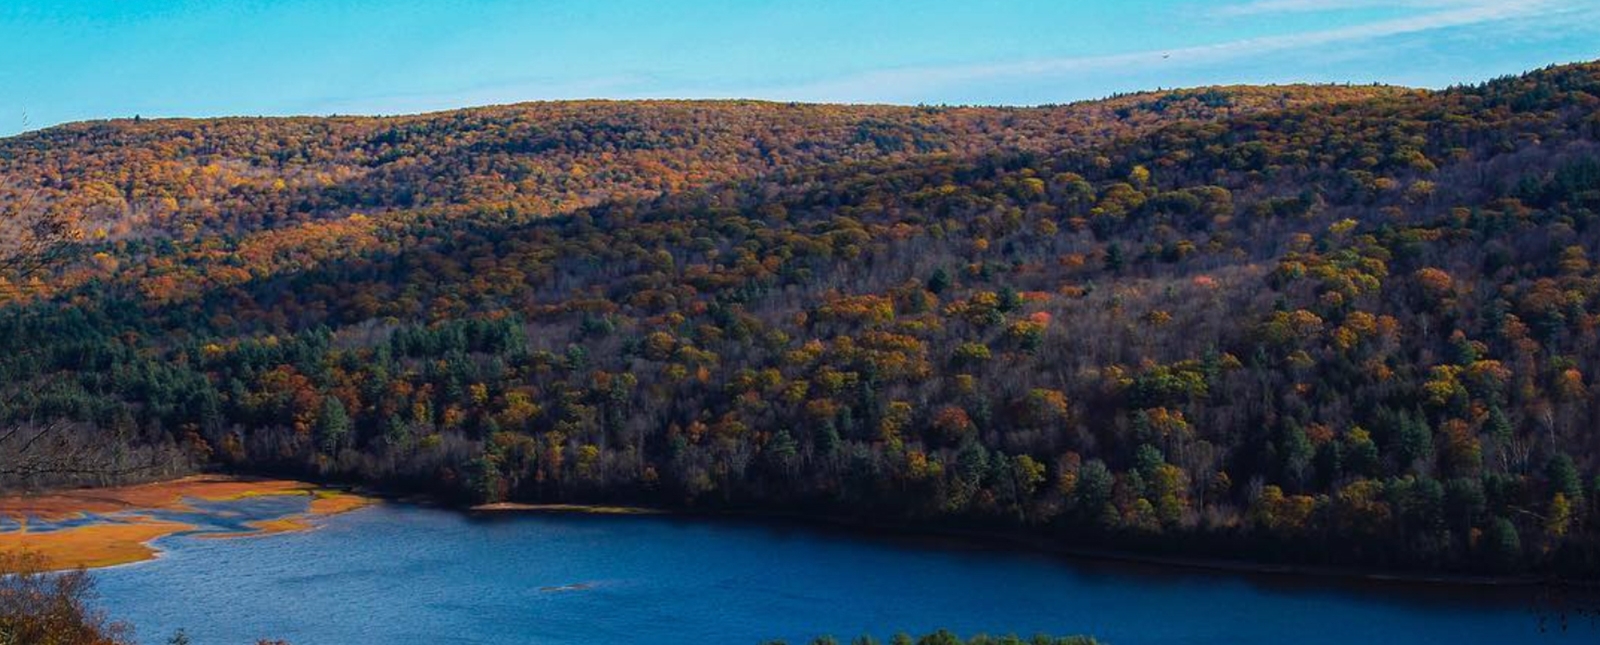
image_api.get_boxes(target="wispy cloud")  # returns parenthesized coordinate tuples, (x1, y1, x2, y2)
(1212, 0, 1498, 18)
(215, 0, 1594, 118)
(752, 0, 1565, 102)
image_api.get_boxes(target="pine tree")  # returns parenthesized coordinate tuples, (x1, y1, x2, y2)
(317, 396, 351, 454)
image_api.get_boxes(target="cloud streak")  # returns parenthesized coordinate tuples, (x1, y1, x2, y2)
(1212, 0, 1500, 18)
(755, 0, 1564, 102)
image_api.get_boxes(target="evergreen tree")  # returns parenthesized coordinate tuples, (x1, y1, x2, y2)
(317, 396, 351, 455)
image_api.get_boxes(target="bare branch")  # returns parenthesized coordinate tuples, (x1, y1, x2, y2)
(0, 422, 188, 491)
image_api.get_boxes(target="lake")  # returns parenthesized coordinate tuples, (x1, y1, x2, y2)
(94, 503, 1597, 645)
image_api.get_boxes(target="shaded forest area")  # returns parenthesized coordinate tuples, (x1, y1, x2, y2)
(3, 62, 1600, 576)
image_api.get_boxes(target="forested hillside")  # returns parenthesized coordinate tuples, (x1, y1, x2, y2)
(0, 86, 1403, 241)
(3, 62, 1600, 576)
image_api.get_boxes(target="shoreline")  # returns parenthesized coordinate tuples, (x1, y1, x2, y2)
(446, 495, 1559, 588)
(0, 475, 376, 570)
(700, 510, 1551, 589)
(3, 474, 1587, 589)
(468, 502, 662, 515)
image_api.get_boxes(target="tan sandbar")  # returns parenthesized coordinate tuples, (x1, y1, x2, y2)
(0, 475, 373, 570)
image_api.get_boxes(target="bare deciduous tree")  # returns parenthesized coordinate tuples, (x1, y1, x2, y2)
(0, 417, 184, 490)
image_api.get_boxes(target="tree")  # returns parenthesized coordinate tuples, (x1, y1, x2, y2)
(1485, 517, 1522, 572)
(0, 552, 132, 645)
(997, 287, 1022, 313)
(1075, 460, 1114, 517)
(931, 406, 974, 445)
(0, 421, 175, 489)
(926, 268, 951, 295)
(1279, 421, 1313, 488)
(317, 396, 352, 454)
(1548, 493, 1573, 539)
(468, 452, 506, 504)
(1395, 413, 1433, 472)
(1547, 453, 1583, 502)
(1343, 428, 1380, 478)
(1012, 455, 1047, 498)
(1104, 243, 1125, 273)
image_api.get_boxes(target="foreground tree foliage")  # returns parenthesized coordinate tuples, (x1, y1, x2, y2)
(3, 62, 1600, 576)
(0, 553, 130, 645)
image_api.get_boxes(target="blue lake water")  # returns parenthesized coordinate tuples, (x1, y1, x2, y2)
(94, 503, 1598, 645)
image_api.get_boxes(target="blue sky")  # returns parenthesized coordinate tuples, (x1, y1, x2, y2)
(2, 0, 1598, 136)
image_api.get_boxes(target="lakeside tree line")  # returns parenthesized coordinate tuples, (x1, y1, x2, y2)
(3, 63, 1600, 575)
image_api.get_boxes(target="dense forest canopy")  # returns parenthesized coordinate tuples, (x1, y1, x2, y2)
(3, 62, 1600, 576)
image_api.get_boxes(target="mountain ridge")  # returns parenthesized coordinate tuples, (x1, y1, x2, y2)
(0, 82, 1413, 245)
(8, 82, 1420, 138)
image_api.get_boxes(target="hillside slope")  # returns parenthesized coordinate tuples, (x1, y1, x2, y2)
(4, 63, 1600, 576)
(0, 85, 1407, 241)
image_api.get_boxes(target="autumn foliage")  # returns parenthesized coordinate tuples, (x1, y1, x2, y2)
(4, 62, 1600, 576)
(0, 552, 130, 645)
